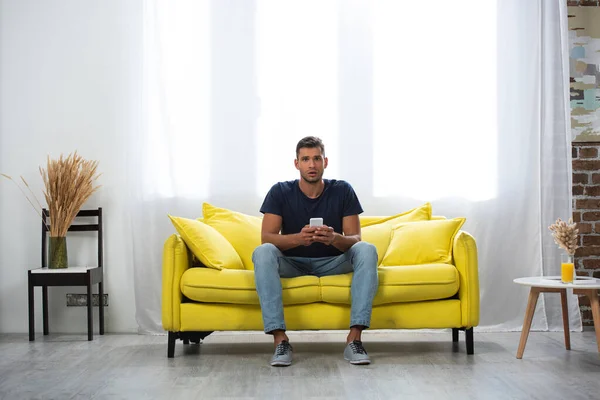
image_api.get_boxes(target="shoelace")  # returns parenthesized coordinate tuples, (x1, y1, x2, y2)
(350, 340, 367, 355)
(275, 341, 292, 356)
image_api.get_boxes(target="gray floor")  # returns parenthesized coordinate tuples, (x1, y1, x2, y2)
(1, 330, 599, 400)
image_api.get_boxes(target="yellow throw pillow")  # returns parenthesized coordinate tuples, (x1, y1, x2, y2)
(202, 203, 262, 270)
(381, 218, 466, 266)
(168, 215, 244, 270)
(359, 203, 432, 265)
(360, 202, 432, 228)
(362, 223, 393, 266)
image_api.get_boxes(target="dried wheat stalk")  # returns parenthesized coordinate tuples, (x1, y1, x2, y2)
(39, 152, 101, 237)
(548, 218, 579, 256)
(1, 173, 48, 229)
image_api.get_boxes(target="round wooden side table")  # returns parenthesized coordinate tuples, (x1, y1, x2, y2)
(513, 276, 600, 359)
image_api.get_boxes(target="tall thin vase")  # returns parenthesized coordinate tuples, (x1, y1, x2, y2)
(49, 236, 68, 269)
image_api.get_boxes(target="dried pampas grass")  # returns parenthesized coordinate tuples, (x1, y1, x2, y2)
(548, 218, 579, 256)
(2, 152, 101, 237)
(40, 152, 101, 237)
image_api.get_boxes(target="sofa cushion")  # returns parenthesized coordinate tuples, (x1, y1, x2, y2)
(180, 267, 321, 305)
(359, 202, 431, 227)
(169, 215, 244, 270)
(360, 203, 432, 265)
(361, 223, 393, 267)
(320, 264, 459, 305)
(201, 203, 262, 270)
(381, 218, 465, 266)
(196, 202, 434, 270)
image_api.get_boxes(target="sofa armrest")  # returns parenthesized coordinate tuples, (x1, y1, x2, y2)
(162, 234, 191, 332)
(453, 230, 480, 327)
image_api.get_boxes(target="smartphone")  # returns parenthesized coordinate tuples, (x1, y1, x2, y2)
(309, 217, 323, 227)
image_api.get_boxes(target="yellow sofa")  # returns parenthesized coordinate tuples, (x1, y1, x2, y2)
(162, 203, 480, 358)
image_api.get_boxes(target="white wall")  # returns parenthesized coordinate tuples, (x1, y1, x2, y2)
(0, 0, 142, 333)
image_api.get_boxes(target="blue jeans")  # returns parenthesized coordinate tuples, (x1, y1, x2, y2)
(252, 242, 379, 333)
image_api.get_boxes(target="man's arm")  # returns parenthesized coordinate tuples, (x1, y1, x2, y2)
(312, 214, 361, 252)
(261, 213, 315, 251)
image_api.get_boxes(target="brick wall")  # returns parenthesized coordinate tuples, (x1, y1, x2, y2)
(572, 143, 600, 326)
(567, 1, 600, 5)
(568, 0, 600, 326)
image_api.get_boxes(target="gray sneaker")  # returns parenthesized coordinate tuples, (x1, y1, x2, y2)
(344, 340, 371, 365)
(270, 340, 293, 367)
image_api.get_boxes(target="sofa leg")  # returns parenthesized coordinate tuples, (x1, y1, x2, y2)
(168, 331, 214, 357)
(452, 328, 459, 343)
(465, 328, 474, 355)
(168, 331, 177, 358)
(189, 331, 213, 344)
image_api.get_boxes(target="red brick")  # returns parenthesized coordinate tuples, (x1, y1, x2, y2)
(576, 270, 590, 277)
(582, 211, 600, 221)
(576, 199, 600, 209)
(582, 258, 600, 269)
(572, 160, 600, 171)
(585, 186, 600, 196)
(579, 148, 599, 158)
(575, 246, 600, 257)
(581, 309, 593, 322)
(573, 211, 581, 222)
(579, 295, 591, 307)
(572, 146, 578, 159)
(567, 0, 579, 5)
(573, 185, 584, 196)
(573, 173, 589, 184)
(578, 222, 593, 234)
(583, 236, 600, 246)
(581, 0, 599, 6)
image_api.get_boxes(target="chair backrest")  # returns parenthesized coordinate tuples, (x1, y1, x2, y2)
(41, 208, 103, 268)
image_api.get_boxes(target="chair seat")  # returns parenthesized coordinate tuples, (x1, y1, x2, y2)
(180, 263, 459, 306)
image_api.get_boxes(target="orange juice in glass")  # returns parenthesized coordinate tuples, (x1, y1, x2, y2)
(561, 254, 574, 283)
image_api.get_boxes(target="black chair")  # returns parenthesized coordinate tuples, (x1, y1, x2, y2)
(28, 208, 104, 341)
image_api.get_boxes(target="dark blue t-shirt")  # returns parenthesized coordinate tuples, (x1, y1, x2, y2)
(260, 179, 363, 258)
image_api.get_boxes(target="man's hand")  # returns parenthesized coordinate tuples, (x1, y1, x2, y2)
(297, 225, 318, 246)
(311, 226, 336, 246)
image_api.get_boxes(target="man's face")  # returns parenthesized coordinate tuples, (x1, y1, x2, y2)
(295, 147, 328, 183)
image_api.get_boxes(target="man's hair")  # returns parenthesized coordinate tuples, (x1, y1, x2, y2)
(296, 136, 325, 158)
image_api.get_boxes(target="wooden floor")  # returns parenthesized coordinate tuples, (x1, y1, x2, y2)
(1, 330, 599, 399)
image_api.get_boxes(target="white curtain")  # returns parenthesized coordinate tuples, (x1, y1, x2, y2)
(130, 0, 579, 334)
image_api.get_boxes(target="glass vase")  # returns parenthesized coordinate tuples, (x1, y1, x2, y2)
(560, 253, 574, 284)
(49, 236, 68, 269)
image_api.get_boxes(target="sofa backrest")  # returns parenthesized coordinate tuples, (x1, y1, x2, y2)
(171, 202, 465, 271)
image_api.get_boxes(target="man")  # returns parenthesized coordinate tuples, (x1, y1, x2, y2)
(253, 136, 378, 367)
